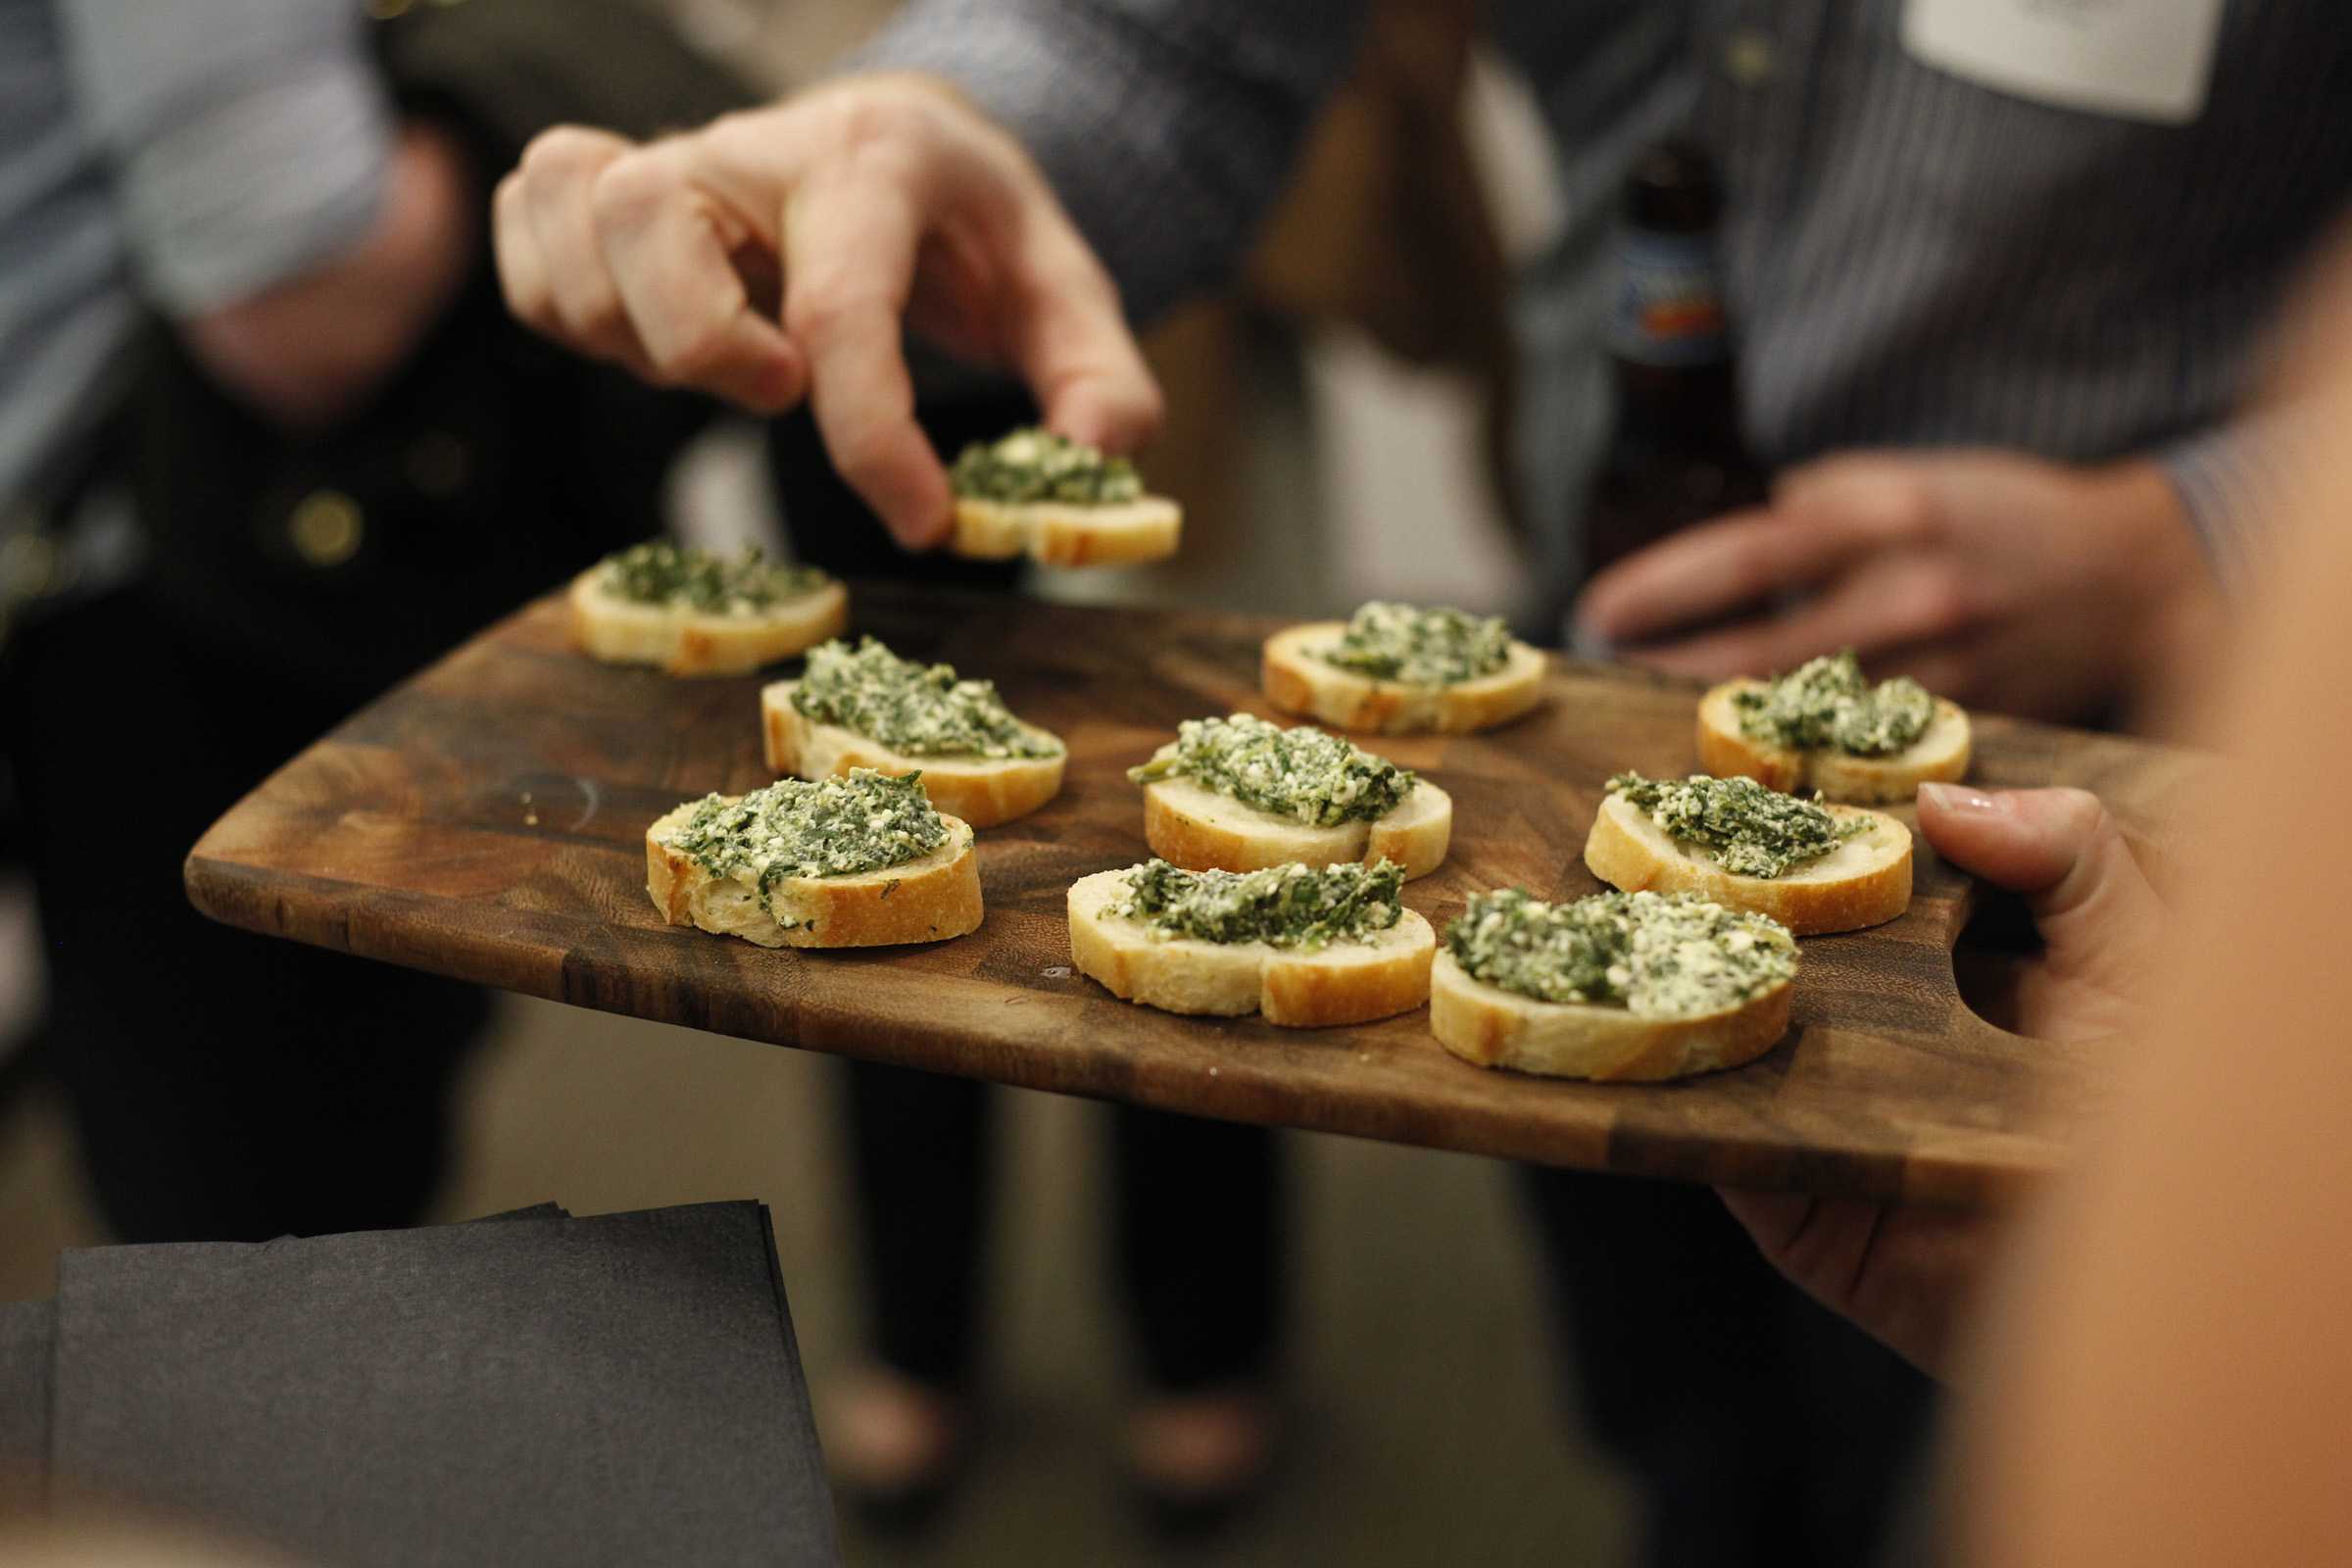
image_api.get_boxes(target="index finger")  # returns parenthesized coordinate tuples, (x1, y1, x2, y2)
(1577, 457, 1947, 644)
(781, 168, 952, 549)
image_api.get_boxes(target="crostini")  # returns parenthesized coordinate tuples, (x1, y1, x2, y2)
(1431, 887, 1796, 1081)
(1068, 858, 1435, 1026)
(947, 426, 1181, 567)
(646, 769, 982, 949)
(762, 637, 1065, 828)
(1699, 651, 1970, 803)
(1128, 712, 1451, 879)
(569, 540, 846, 678)
(1261, 602, 1545, 735)
(1583, 771, 1911, 935)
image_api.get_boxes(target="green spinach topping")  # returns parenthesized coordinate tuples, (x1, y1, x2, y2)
(1446, 888, 1795, 1018)
(661, 769, 949, 912)
(949, 426, 1143, 505)
(1128, 712, 1415, 827)
(596, 540, 827, 615)
(1609, 771, 1867, 879)
(1733, 650, 1934, 757)
(1316, 602, 1513, 686)
(791, 638, 1060, 760)
(1111, 858, 1406, 952)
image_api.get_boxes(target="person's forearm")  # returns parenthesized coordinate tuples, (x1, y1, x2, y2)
(182, 121, 475, 435)
(853, 0, 1368, 323)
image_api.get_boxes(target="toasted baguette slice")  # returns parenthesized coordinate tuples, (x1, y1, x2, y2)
(950, 496, 1182, 566)
(1260, 623, 1545, 735)
(569, 571, 848, 678)
(1067, 868, 1434, 1025)
(760, 680, 1064, 829)
(1583, 793, 1910, 935)
(1696, 680, 1971, 803)
(1430, 951, 1791, 1081)
(1138, 760, 1451, 881)
(646, 801, 981, 948)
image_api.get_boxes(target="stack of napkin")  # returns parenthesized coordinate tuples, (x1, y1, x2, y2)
(0, 1201, 838, 1568)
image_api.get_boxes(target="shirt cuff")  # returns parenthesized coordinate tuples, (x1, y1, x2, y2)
(2158, 423, 2277, 594)
(852, 0, 1360, 325)
(62, 0, 395, 315)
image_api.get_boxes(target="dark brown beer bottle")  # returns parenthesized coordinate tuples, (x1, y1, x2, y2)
(1581, 139, 1767, 579)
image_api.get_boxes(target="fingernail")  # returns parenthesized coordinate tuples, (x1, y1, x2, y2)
(1918, 782, 2003, 812)
(1569, 615, 1615, 661)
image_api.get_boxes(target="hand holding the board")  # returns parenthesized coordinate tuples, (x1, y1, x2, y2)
(1721, 784, 2168, 1376)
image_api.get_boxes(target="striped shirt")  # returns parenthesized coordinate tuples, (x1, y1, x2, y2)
(865, 0, 2352, 579)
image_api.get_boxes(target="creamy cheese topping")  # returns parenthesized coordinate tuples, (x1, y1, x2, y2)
(1109, 858, 1405, 952)
(1733, 650, 1934, 757)
(661, 769, 950, 912)
(791, 637, 1061, 759)
(1446, 888, 1796, 1018)
(595, 540, 827, 616)
(1314, 602, 1513, 686)
(1127, 712, 1415, 827)
(949, 426, 1143, 505)
(1609, 771, 1867, 879)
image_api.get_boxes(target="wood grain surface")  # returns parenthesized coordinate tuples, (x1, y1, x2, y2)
(186, 584, 2209, 1207)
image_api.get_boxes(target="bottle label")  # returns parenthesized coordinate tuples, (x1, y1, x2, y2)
(1607, 230, 1730, 367)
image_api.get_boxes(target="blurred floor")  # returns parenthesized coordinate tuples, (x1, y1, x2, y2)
(0, 994, 1634, 1566)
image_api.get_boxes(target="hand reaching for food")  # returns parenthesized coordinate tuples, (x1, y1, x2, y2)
(1719, 783, 2168, 1377)
(1573, 450, 2223, 728)
(492, 75, 1162, 550)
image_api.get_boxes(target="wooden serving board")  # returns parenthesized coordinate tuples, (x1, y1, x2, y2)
(186, 584, 2207, 1207)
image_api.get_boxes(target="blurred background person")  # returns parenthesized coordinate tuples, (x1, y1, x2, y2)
(0, 0, 740, 1242)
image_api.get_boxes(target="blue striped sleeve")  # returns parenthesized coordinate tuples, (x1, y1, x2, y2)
(853, 0, 1370, 324)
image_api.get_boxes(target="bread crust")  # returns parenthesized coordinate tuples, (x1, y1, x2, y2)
(567, 571, 847, 679)
(1696, 681, 1971, 804)
(1138, 757, 1451, 881)
(1582, 793, 1911, 935)
(949, 496, 1182, 566)
(1429, 951, 1791, 1081)
(760, 680, 1064, 829)
(1066, 868, 1435, 1025)
(1260, 623, 1545, 735)
(646, 800, 982, 948)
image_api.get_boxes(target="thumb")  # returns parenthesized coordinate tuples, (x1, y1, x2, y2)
(1920, 784, 2167, 1041)
(1917, 784, 2108, 895)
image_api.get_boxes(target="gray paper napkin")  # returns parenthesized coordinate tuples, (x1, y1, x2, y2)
(51, 1202, 836, 1568)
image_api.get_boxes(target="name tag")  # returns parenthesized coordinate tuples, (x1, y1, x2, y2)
(1901, 0, 2227, 124)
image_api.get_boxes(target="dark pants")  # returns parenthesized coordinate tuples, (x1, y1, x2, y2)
(1523, 1166, 1934, 1568)
(0, 590, 486, 1243)
(846, 1059, 1281, 1393)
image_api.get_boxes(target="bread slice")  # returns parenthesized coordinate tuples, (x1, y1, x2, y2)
(1067, 868, 1435, 1025)
(1429, 950, 1791, 1081)
(760, 679, 1064, 829)
(569, 570, 847, 678)
(1583, 793, 1910, 935)
(1137, 756, 1451, 881)
(646, 801, 981, 948)
(1696, 680, 1971, 803)
(950, 496, 1182, 567)
(1260, 623, 1545, 735)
